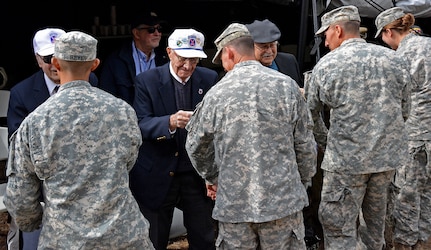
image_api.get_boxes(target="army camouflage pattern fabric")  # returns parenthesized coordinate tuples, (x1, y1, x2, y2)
(398, 33, 431, 142)
(186, 60, 317, 223)
(374, 7, 405, 38)
(217, 211, 306, 249)
(315, 5, 361, 36)
(54, 31, 97, 61)
(307, 38, 411, 174)
(4, 81, 154, 249)
(212, 23, 251, 64)
(392, 33, 431, 246)
(307, 37, 411, 249)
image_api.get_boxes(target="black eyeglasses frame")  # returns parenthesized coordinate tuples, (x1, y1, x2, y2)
(137, 25, 163, 34)
(40, 54, 53, 64)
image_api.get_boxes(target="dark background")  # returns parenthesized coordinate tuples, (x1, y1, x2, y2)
(1, 0, 430, 90)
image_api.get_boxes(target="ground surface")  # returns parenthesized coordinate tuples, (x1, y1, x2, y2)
(167, 235, 189, 250)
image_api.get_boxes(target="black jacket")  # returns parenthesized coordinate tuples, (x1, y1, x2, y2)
(98, 41, 168, 105)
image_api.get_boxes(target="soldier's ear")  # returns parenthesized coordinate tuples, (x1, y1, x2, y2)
(91, 59, 101, 71)
(52, 57, 60, 71)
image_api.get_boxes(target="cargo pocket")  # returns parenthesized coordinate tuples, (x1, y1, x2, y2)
(319, 187, 351, 235)
(32, 150, 54, 180)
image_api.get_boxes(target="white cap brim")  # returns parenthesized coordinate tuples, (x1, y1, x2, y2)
(37, 46, 55, 56)
(174, 49, 207, 58)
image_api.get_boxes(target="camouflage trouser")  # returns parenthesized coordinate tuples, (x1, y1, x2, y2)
(384, 181, 399, 249)
(215, 211, 306, 250)
(394, 142, 431, 246)
(319, 170, 394, 250)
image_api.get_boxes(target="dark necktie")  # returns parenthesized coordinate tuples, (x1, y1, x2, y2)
(52, 86, 60, 95)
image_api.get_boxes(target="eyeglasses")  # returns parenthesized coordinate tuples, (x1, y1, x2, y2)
(137, 25, 163, 34)
(173, 51, 200, 64)
(40, 54, 53, 64)
(254, 41, 278, 51)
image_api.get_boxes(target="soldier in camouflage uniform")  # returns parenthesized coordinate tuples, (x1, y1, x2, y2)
(375, 7, 431, 250)
(4, 31, 154, 249)
(307, 5, 411, 250)
(185, 23, 317, 249)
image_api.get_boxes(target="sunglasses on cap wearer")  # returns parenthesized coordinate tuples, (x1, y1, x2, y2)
(40, 54, 53, 64)
(137, 25, 163, 34)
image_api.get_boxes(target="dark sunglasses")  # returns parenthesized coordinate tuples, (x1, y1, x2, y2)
(41, 54, 53, 64)
(137, 26, 162, 34)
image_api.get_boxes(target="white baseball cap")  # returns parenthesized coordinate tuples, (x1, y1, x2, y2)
(168, 28, 207, 58)
(33, 28, 66, 56)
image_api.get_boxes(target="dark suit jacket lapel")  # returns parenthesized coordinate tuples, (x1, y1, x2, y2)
(158, 65, 177, 113)
(33, 70, 51, 105)
(118, 43, 137, 80)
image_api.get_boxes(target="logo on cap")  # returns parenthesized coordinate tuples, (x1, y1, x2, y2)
(49, 33, 59, 44)
(175, 35, 201, 48)
(168, 29, 207, 58)
(189, 37, 196, 47)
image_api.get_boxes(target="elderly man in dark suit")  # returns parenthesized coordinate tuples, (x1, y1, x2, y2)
(130, 28, 217, 250)
(246, 19, 304, 88)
